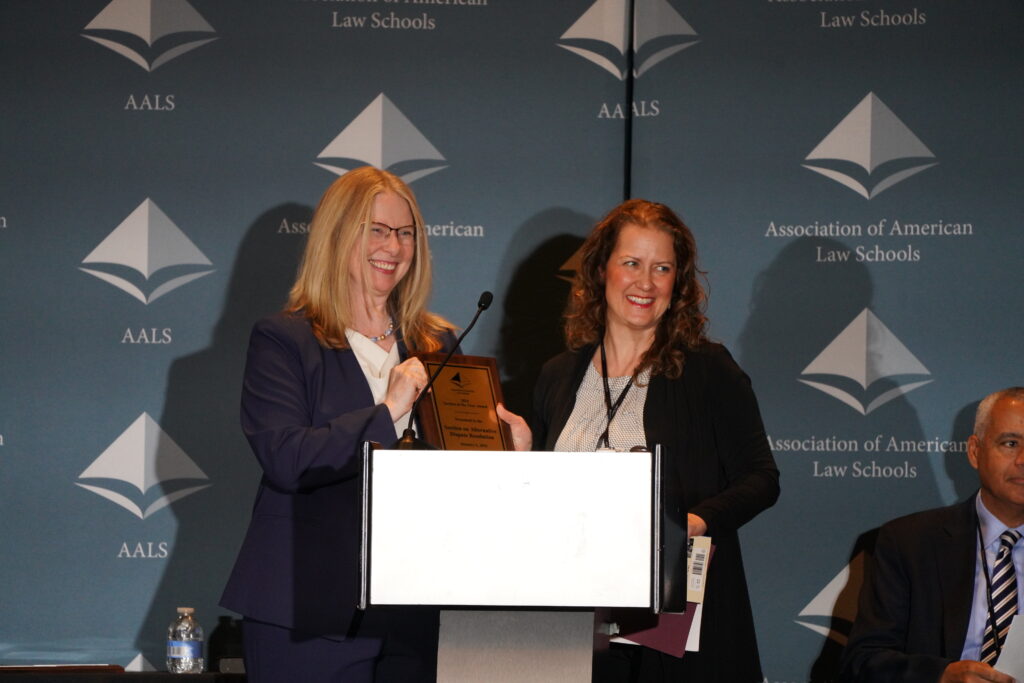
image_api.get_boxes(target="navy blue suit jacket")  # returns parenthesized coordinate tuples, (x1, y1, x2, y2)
(841, 496, 979, 683)
(220, 312, 454, 636)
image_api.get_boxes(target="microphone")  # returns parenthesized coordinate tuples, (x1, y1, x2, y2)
(392, 291, 493, 449)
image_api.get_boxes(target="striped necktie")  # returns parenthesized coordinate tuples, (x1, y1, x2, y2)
(981, 529, 1022, 664)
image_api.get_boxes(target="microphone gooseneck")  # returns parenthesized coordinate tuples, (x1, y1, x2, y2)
(392, 291, 493, 449)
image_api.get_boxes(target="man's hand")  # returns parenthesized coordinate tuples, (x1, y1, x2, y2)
(940, 660, 1017, 683)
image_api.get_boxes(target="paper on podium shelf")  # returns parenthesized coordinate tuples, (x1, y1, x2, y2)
(602, 536, 716, 659)
(685, 603, 703, 652)
(607, 537, 714, 657)
(611, 604, 699, 658)
(995, 613, 1024, 679)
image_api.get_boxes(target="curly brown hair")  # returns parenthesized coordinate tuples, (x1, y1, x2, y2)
(564, 199, 708, 379)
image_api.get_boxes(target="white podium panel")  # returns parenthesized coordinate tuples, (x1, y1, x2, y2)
(365, 449, 653, 608)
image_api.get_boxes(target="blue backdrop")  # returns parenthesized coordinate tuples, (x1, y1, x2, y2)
(1, 1, 1022, 680)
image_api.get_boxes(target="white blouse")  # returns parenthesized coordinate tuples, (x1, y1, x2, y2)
(344, 328, 406, 439)
(554, 361, 650, 452)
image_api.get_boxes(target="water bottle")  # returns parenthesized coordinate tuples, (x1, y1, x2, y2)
(166, 607, 205, 673)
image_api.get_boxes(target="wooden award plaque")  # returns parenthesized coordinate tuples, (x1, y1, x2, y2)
(410, 353, 513, 451)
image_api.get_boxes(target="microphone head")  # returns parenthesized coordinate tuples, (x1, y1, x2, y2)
(477, 291, 493, 311)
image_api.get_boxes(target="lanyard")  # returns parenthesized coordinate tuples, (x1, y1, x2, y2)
(598, 343, 632, 450)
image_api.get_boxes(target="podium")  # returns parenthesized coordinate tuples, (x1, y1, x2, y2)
(359, 445, 685, 682)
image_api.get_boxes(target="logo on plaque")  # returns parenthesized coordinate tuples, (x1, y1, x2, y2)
(803, 92, 937, 199)
(795, 552, 865, 644)
(76, 413, 210, 519)
(80, 198, 214, 305)
(315, 93, 447, 184)
(82, 0, 218, 72)
(558, 0, 699, 79)
(799, 308, 932, 415)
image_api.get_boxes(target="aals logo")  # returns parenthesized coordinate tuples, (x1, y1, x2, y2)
(558, 0, 699, 79)
(316, 93, 447, 184)
(125, 654, 157, 673)
(804, 92, 937, 199)
(795, 553, 865, 644)
(448, 371, 470, 390)
(800, 308, 932, 415)
(82, 0, 217, 72)
(80, 199, 214, 305)
(76, 413, 210, 519)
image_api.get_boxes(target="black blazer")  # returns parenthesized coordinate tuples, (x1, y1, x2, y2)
(221, 312, 455, 636)
(531, 342, 780, 682)
(841, 496, 979, 683)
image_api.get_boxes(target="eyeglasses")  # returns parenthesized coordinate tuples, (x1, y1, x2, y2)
(366, 221, 416, 244)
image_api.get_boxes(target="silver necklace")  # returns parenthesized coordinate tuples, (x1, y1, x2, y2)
(366, 317, 395, 342)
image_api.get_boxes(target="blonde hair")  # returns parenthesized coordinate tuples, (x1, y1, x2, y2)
(287, 166, 452, 351)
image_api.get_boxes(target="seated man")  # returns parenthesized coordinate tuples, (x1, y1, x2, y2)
(842, 387, 1024, 683)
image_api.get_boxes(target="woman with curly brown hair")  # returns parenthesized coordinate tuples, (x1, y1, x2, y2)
(499, 198, 779, 682)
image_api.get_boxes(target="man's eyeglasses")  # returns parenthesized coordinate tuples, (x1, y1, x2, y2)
(367, 221, 416, 244)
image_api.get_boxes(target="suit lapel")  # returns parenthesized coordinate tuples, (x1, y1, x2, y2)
(939, 496, 979, 657)
(332, 345, 376, 411)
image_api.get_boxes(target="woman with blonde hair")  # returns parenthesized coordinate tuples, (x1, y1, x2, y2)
(222, 167, 454, 682)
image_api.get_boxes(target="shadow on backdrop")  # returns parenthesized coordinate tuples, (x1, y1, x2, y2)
(138, 203, 310, 669)
(946, 401, 981, 503)
(735, 237, 941, 683)
(493, 208, 592, 418)
(805, 527, 879, 683)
